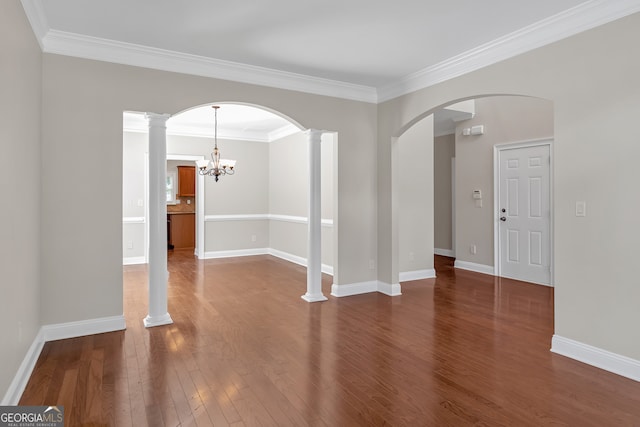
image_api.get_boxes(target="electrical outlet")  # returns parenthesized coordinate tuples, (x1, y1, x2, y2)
(251, 235, 257, 242)
(127, 240, 133, 249)
(470, 244, 477, 255)
(369, 259, 375, 270)
(409, 252, 415, 261)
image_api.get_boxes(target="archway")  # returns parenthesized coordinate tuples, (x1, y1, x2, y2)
(390, 95, 554, 293)
(123, 102, 337, 327)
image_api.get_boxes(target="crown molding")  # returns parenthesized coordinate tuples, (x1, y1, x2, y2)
(377, 0, 640, 102)
(40, 29, 378, 104)
(20, 0, 48, 49)
(22, 0, 640, 104)
(123, 119, 300, 143)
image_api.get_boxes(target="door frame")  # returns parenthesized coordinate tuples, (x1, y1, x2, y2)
(147, 154, 205, 259)
(493, 138, 554, 286)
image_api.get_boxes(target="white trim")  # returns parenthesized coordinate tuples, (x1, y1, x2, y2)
(268, 248, 334, 276)
(203, 248, 268, 259)
(551, 335, 640, 383)
(2, 315, 128, 404)
(19, 0, 48, 49)
(377, 282, 402, 296)
(40, 30, 377, 103)
(204, 213, 334, 227)
(166, 153, 203, 161)
(454, 260, 495, 276)
(205, 214, 269, 222)
(331, 280, 404, 297)
(1, 330, 44, 405)
(41, 315, 126, 342)
(301, 293, 328, 303)
(434, 248, 455, 257)
(331, 281, 378, 297)
(399, 269, 436, 282)
(270, 214, 334, 227)
(125, 123, 300, 143)
(493, 139, 554, 286)
(165, 153, 205, 260)
(22, 1, 640, 103)
(123, 256, 146, 265)
(202, 247, 334, 275)
(122, 216, 145, 224)
(377, 0, 640, 101)
(269, 214, 307, 225)
(143, 313, 173, 328)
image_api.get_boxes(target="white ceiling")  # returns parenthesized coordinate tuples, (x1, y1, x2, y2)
(22, 1, 640, 102)
(124, 104, 300, 142)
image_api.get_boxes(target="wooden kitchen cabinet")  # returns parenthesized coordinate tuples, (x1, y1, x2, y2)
(177, 166, 195, 197)
(169, 213, 195, 249)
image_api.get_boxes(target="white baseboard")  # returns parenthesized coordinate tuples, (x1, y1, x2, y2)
(551, 335, 640, 382)
(454, 260, 495, 275)
(331, 281, 378, 297)
(268, 248, 334, 276)
(2, 315, 127, 405)
(123, 256, 146, 265)
(331, 280, 403, 297)
(203, 247, 334, 276)
(1, 330, 45, 405)
(377, 282, 402, 296)
(204, 248, 269, 259)
(42, 315, 126, 342)
(434, 248, 455, 257)
(399, 269, 436, 282)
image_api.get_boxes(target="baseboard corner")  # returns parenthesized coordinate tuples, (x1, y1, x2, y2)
(551, 335, 640, 382)
(42, 315, 126, 342)
(1, 329, 45, 405)
(453, 260, 495, 276)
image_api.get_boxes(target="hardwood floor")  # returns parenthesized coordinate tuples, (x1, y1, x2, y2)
(20, 253, 640, 426)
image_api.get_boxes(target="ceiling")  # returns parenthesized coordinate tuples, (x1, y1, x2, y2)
(124, 105, 299, 142)
(22, 1, 640, 103)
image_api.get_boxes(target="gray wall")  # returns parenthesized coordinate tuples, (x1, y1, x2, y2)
(5, 0, 640, 400)
(123, 129, 335, 266)
(454, 96, 553, 267)
(434, 134, 455, 252)
(268, 131, 335, 266)
(40, 49, 376, 326)
(378, 13, 640, 360)
(122, 131, 147, 260)
(398, 115, 434, 274)
(0, 1, 42, 399)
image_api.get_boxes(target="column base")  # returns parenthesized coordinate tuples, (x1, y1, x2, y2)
(301, 293, 328, 303)
(143, 313, 174, 328)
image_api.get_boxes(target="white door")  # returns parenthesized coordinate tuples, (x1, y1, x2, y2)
(497, 143, 551, 285)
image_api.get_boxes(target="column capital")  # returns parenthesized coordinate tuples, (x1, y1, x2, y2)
(145, 112, 171, 128)
(305, 129, 324, 142)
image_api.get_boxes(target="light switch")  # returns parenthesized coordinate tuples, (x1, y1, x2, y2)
(575, 201, 586, 217)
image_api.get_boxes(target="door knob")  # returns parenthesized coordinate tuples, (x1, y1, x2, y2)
(500, 216, 506, 222)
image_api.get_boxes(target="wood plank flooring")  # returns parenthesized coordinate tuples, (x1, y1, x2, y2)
(20, 253, 640, 426)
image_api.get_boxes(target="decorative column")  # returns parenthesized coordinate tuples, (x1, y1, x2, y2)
(302, 130, 328, 302)
(144, 113, 174, 327)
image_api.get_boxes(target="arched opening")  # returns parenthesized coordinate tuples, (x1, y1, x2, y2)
(392, 94, 554, 293)
(122, 102, 337, 326)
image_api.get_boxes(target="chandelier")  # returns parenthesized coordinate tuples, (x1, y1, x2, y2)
(195, 106, 236, 182)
